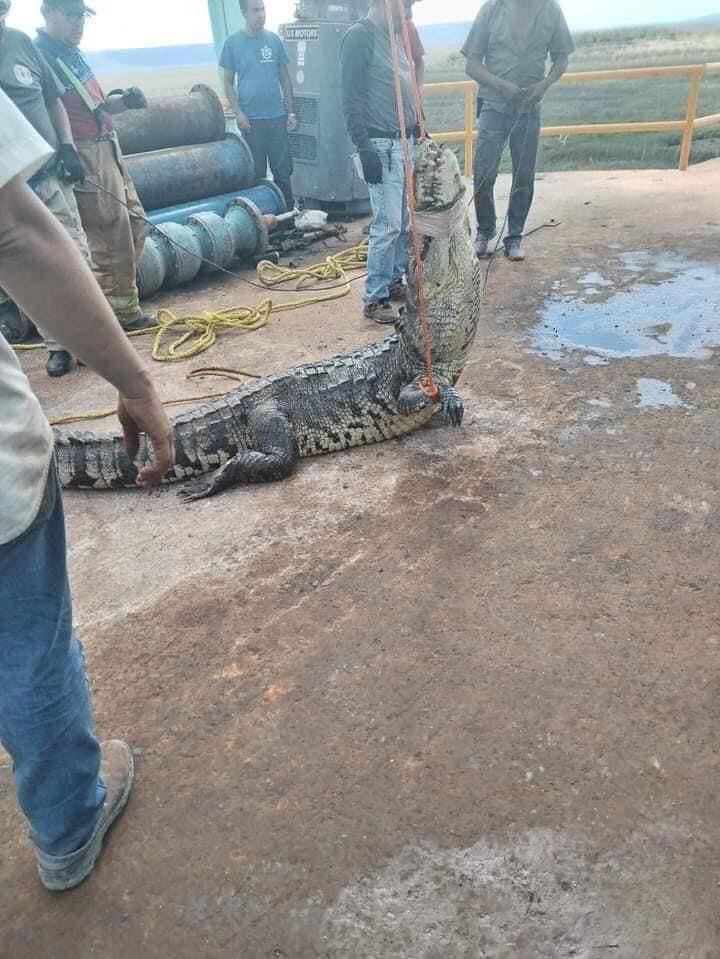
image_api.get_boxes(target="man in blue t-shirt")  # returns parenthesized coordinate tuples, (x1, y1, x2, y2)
(220, 0, 296, 209)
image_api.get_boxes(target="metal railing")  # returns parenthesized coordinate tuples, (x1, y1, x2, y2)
(425, 62, 720, 175)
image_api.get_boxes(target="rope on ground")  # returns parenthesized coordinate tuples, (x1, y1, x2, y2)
(13, 240, 369, 362)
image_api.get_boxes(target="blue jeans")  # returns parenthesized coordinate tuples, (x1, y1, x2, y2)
(473, 107, 541, 243)
(364, 137, 410, 305)
(0, 465, 105, 859)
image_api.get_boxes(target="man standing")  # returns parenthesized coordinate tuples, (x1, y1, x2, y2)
(340, 0, 418, 324)
(463, 0, 573, 261)
(0, 0, 91, 377)
(0, 88, 174, 890)
(36, 0, 156, 335)
(221, 0, 296, 211)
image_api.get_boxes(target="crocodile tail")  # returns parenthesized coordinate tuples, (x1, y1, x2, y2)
(54, 429, 143, 490)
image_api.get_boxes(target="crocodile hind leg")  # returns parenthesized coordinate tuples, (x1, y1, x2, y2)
(181, 406, 298, 502)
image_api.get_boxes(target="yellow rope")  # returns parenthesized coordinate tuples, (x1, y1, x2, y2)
(12, 241, 369, 361)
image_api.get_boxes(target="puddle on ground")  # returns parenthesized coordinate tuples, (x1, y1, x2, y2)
(636, 378, 688, 409)
(532, 253, 720, 362)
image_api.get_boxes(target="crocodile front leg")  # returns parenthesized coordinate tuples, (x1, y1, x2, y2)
(181, 405, 298, 501)
(397, 377, 465, 427)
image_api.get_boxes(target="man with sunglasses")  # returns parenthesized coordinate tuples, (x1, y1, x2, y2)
(36, 0, 156, 338)
(0, 0, 94, 377)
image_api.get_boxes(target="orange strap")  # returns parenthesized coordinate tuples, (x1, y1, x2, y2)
(383, 0, 438, 401)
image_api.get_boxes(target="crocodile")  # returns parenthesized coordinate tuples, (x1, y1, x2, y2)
(55, 139, 482, 500)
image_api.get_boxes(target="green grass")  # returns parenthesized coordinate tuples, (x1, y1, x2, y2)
(98, 22, 720, 172)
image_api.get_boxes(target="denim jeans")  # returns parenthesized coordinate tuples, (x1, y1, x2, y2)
(473, 107, 541, 244)
(244, 117, 295, 211)
(364, 137, 411, 305)
(0, 464, 105, 859)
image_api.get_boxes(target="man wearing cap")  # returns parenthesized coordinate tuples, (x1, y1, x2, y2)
(0, 0, 91, 377)
(36, 0, 155, 336)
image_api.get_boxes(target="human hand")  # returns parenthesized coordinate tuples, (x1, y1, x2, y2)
(520, 80, 549, 106)
(57, 144, 85, 184)
(117, 389, 175, 488)
(497, 80, 523, 103)
(287, 112, 297, 132)
(358, 146, 383, 184)
(122, 86, 148, 110)
(235, 110, 251, 131)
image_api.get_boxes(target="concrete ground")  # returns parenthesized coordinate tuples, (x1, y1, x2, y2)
(2, 162, 720, 958)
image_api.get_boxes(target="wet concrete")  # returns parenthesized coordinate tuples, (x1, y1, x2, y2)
(531, 252, 720, 362)
(2, 161, 720, 958)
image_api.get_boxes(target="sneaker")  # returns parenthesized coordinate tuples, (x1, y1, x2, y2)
(504, 239, 526, 262)
(46, 350, 73, 377)
(475, 236, 491, 259)
(388, 281, 407, 303)
(363, 300, 397, 324)
(122, 313, 157, 333)
(36, 740, 134, 892)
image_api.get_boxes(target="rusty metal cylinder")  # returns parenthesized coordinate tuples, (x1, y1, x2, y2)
(112, 84, 227, 156)
(124, 133, 255, 211)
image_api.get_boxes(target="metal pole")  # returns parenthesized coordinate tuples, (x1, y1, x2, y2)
(464, 87, 475, 177)
(679, 66, 704, 171)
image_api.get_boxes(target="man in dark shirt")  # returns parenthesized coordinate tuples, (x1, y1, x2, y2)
(37, 0, 155, 332)
(463, 0, 574, 261)
(340, 0, 418, 324)
(0, 0, 92, 377)
(220, 0, 296, 210)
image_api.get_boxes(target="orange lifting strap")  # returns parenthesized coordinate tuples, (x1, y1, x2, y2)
(383, 0, 439, 401)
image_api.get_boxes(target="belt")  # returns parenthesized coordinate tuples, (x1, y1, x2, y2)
(367, 128, 403, 140)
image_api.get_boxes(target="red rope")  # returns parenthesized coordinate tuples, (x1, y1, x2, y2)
(382, 0, 438, 401)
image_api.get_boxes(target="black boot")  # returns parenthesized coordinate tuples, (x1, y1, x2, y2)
(46, 350, 73, 377)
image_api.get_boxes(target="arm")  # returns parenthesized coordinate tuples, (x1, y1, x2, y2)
(340, 26, 372, 148)
(462, 6, 522, 103)
(339, 25, 383, 184)
(521, 54, 568, 105)
(278, 64, 296, 130)
(223, 67, 250, 130)
(465, 56, 521, 100)
(414, 54, 425, 91)
(46, 96, 74, 146)
(0, 176, 174, 486)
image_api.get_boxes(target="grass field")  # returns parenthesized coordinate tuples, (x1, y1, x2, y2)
(98, 22, 720, 172)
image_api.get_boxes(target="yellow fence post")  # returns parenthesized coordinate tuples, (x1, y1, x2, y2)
(679, 66, 704, 171)
(464, 87, 475, 177)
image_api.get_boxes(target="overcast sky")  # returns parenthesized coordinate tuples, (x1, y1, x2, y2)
(7, 0, 718, 49)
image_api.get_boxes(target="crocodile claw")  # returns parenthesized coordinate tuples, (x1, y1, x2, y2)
(179, 480, 213, 503)
(440, 387, 464, 427)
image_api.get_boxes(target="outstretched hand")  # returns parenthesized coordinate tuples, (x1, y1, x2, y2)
(117, 392, 175, 488)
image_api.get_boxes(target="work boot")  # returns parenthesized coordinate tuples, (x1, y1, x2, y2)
(46, 350, 73, 377)
(36, 740, 134, 892)
(475, 236, 492, 259)
(363, 300, 397, 325)
(122, 313, 157, 333)
(504, 239, 526, 262)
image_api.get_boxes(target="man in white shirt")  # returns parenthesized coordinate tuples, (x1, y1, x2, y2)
(0, 87, 174, 891)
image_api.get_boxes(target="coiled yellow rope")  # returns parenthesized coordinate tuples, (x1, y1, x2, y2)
(14, 241, 369, 362)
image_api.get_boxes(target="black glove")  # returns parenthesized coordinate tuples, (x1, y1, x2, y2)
(122, 86, 148, 110)
(358, 146, 383, 185)
(57, 144, 85, 184)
